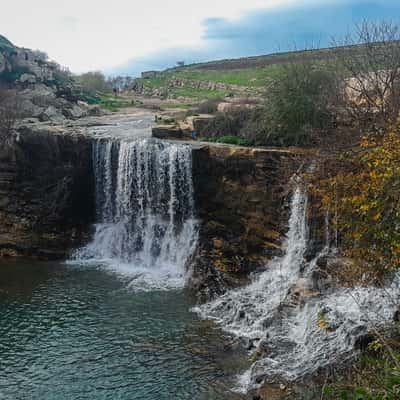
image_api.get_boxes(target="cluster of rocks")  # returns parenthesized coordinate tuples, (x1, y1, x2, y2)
(0, 35, 104, 125)
(17, 84, 103, 124)
(152, 114, 216, 140)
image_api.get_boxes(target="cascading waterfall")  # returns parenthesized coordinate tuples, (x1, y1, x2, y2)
(196, 183, 400, 390)
(195, 185, 309, 339)
(74, 138, 198, 289)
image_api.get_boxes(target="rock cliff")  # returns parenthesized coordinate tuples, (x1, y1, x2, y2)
(190, 143, 302, 300)
(0, 125, 94, 259)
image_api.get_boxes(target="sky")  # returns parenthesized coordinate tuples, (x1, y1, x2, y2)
(1, 0, 399, 76)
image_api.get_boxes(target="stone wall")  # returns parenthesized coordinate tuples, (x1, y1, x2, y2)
(190, 143, 302, 300)
(0, 126, 94, 259)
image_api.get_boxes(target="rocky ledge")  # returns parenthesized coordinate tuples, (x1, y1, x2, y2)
(0, 124, 94, 259)
(189, 142, 302, 300)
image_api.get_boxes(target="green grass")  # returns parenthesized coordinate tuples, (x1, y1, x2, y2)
(174, 65, 284, 87)
(200, 135, 252, 146)
(136, 53, 342, 103)
(136, 62, 286, 101)
(171, 86, 231, 99)
(99, 95, 135, 112)
(161, 102, 193, 110)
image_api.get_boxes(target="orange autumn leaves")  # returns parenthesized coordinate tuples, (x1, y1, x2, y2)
(318, 128, 400, 273)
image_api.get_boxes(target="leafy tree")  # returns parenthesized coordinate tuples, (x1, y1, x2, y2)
(74, 71, 111, 93)
(314, 127, 400, 276)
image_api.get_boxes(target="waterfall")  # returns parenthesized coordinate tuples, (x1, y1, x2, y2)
(194, 184, 309, 339)
(74, 138, 198, 290)
(195, 183, 400, 390)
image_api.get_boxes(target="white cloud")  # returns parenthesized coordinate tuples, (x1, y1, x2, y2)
(0, 0, 295, 72)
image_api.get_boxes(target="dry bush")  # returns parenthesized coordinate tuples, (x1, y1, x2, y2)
(333, 20, 400, 134)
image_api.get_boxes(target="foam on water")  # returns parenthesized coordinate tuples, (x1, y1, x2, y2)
(195, 185, 308, 339)
(73, 138, 198, 290)
(195, 183, 400, 390)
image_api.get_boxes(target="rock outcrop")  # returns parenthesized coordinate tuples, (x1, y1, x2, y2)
(0, 35, 103, 124)
(190, 143, 302, 300)
(0, 125, 94, 259)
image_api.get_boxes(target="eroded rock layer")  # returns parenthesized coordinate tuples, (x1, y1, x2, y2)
(0, 127, 94, 258)
(191, 144, 301, 300)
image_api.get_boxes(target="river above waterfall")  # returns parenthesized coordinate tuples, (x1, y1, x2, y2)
(0, 260, 248, 400)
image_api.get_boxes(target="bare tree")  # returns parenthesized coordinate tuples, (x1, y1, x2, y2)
(0, 88, 21, 139)
(333, 21, 400, 134)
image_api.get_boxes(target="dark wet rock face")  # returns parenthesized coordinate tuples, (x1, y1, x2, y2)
(0, 127, 94, 259)
(190, 144, 301, 300)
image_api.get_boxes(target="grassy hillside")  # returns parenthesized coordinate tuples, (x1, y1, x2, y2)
(135, 46, 345, 100)
(136, 64, 282, 100)
(135, 43, 381, 101)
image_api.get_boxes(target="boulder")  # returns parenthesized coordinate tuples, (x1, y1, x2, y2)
(19, 99, 43, 118)
(152, 124, 183, 139)
(217, 102, 253, 113)
(62, 104, 87, 120)
(186, 114, 215, 132)
(19, 73, 36, 84)
(40, 106, 66, 123)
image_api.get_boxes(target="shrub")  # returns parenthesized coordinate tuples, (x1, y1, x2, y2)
(74, 71, 112, 93)
(315, 128, 400, 276)
(196, 98, 221, 114)
(194, 61, 340, 147)
(257, 61, 339, 146)
(197, 109, 254, 139)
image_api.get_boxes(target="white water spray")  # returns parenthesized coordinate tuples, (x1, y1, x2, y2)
(195, 185, 308, 339)
(196, 183, 400, 390)
(74, 138, 198, 289)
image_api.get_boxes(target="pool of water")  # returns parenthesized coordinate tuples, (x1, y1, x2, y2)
(0, 261, 248, 400)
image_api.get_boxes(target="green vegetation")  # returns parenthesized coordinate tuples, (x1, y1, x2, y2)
(259, 62, 338, 146)
(138, 71, 237, 101)
(293, 338, 400, 400)
(324, 354, 400, 400)
(196, 98, 221, 114)
(200, 135, 251, 146)
(75, 71, 111, 93)
(98, 95, 135, 112)
(170, 86, 231, 100)
(197, 109, 253, 139)
(161, 102, 193, 110)
(169, 64, 283, 87)
(0, 34, 15, 52)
